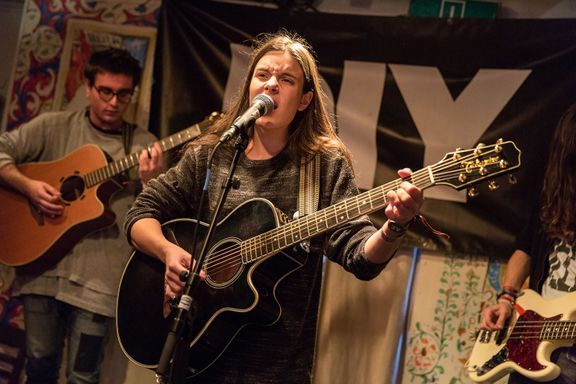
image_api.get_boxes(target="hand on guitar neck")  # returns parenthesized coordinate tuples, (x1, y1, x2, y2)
(0, 113, 219, 269)
(138, 142, 164, 186)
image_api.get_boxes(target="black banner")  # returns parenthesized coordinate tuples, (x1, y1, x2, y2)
(151, 0, 576, 257)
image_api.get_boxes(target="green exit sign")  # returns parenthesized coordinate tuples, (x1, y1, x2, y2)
(409, 0, 498, 19)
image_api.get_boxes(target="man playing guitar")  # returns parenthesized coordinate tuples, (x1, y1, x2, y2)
(0, 47, 163, 383)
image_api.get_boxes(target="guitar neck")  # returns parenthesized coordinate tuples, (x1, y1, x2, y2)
(241, 140, 520, 264)
(83, 121, 206, 188)
(241, 167, 435, 264)
(540, 320, 576, 340)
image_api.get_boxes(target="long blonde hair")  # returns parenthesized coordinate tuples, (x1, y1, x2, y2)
(194, 31, 350, 164)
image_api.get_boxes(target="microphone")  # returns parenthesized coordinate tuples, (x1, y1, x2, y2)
(219, 94, 275, 143)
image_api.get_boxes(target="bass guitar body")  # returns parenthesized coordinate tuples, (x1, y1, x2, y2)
(467, 289, 576, 383)
(116, 199, 306, 378)
(0, 145, 120, 271)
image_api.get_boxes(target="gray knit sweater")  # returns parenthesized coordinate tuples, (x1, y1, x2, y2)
(0, 109, 156, 317)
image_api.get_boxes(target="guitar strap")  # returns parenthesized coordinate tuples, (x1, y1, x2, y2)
(122, 122, 135, 155)
(301, 153, 327, 377)
(298, 154, 320, 217)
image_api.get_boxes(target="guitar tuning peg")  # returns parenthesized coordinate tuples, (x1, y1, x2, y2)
(499, 159, 508, 169)
(508, 174, 518, 185)
(468, 188, 479, 198)
(488, 181, 499, 191)
(479, 166, 488, 176)
(496, 138, 504, 144)
(474, 143, 485, 156)
(453, 148, 462, 160)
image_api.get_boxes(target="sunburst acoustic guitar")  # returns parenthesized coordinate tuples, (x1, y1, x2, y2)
(0, 112, 220, 271)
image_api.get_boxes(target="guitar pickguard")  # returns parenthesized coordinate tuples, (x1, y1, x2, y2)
(506, 310, 560, 372)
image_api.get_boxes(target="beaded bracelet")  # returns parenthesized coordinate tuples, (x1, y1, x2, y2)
(497, 296, 515, 309)
(496, 287, 518, 308)
(496, 288, 519, 301)
(498, 293, 515, 303)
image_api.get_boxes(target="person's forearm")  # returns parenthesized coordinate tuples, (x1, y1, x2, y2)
(503, 249, 531, 291)
(0, 163, 32, 196)
(363, 220, 403, 264)
(130, 217, 173, 263)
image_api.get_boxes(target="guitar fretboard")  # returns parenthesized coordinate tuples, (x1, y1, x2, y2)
(541, 320, 576, 340)
(83, 123, 205, 188)
(241, 167, 435, 264)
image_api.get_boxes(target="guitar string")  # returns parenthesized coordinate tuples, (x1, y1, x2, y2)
(480, 320, 576, 340)
(84, 127, 201, 186)
(201, 146, 511, 276)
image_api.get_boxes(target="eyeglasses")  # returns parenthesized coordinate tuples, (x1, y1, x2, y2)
(93, 86, 134, 103)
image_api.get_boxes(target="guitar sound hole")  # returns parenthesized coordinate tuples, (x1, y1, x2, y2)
(205, 241, 242, 286)
(60, 176, 86, 203)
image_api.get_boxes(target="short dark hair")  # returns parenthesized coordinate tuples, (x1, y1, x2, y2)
(84, 47, 142, 88)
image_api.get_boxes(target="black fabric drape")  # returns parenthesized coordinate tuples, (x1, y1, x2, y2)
(151, 0, 576, 257)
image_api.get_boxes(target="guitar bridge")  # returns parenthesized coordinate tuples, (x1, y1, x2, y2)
(475, 347, 509, 376)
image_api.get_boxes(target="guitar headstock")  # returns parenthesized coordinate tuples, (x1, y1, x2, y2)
(432, 139, 521, 193)
(200, 111, 223, 128)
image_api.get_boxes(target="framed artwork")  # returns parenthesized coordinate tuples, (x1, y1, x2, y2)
(53, 19, 157, 130)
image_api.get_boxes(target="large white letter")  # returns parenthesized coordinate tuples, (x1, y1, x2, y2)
(389, 64, 531, 201)
(337, 61, 387, 190)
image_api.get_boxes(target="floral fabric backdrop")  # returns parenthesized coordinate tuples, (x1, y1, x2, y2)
(403, 253, 509, 384)
(315, 250, 511, 384)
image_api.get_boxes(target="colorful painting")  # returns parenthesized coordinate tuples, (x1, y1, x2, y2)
(1, 0, 161, 132)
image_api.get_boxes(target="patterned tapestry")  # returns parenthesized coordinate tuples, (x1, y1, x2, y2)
(315, 250, 512, 384)
(1, 0, 161, 132)
(403, 254, 510, 384)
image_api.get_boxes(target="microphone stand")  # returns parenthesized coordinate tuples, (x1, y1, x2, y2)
(155, 130, 249, 383)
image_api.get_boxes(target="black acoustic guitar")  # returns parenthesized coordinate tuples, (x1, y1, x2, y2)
(116, 140, 521, 378)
